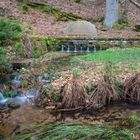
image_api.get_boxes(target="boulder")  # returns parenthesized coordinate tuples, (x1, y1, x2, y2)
(7, 102, 21, 109)
(63, 20, 97, 38)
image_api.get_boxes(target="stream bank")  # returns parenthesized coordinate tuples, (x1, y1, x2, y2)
(1, 103, 140, 140)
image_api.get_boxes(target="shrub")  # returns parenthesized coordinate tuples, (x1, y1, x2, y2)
(113, 16, 129, 30)
(113, 23, 128, 30)
(129, 113, 140, 127)
(45, 37, 60, 51)
(23, 36, 48, 58)
(21, 4, 29, 14)
(14, 41, 25, 57)
(0, 19, 23, 45)
(0, 48, 12, 82)
(32, 43, 47, 58)
(32, 48, 42, 58)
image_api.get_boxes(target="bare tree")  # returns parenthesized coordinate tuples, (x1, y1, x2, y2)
(104, 0, 119, 28)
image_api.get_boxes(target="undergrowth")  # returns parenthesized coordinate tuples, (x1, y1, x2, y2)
(14, 122, 135, 140)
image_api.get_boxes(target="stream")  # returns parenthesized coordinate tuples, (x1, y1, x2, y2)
(0, 52, 140, 140)
(0, 75, 39, 107)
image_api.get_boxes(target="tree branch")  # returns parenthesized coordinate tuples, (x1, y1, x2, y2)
(129, 0, 140, 9)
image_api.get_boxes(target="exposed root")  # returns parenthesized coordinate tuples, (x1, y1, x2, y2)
(124, 72, 140, 103)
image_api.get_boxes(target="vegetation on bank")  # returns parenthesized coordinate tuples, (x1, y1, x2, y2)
(0, 18, 23, 81)
(73, 48, 140, 64)
(14, 118, 140, 140)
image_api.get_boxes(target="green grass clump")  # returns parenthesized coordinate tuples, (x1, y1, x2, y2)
(14, 122, 134, 140)
(113, 23, 128, 30)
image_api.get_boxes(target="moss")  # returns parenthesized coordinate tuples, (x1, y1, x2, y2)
(75, 0, 81, 3)
(27, 2, 82, 21)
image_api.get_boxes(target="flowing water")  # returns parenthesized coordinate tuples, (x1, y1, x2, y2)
(60, 39, 140, 53)
(11, 75, 22, 88)
(0, 90, 39, 106)
(0, 75, 39, 106)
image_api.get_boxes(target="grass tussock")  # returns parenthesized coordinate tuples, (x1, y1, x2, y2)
(88, 79, 119, 110)
(60, 75, 87, 109)
(124, 72, 140, 103)
(87, 61, 119, 110)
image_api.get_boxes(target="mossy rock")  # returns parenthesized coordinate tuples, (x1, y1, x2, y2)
(7, 102, 21, 109)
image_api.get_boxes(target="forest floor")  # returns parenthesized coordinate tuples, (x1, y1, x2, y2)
(0, 0, 140, 38)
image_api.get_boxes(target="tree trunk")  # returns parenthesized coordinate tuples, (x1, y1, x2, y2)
(104, 0, 119, 28)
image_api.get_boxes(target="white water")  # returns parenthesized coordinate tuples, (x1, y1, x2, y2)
(0, 90, 39, 105)
(12, 74, 22, 88)
(0, 75, 39, 106)
(0, 92, 4, 100)
(61, 45, 64, 52)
